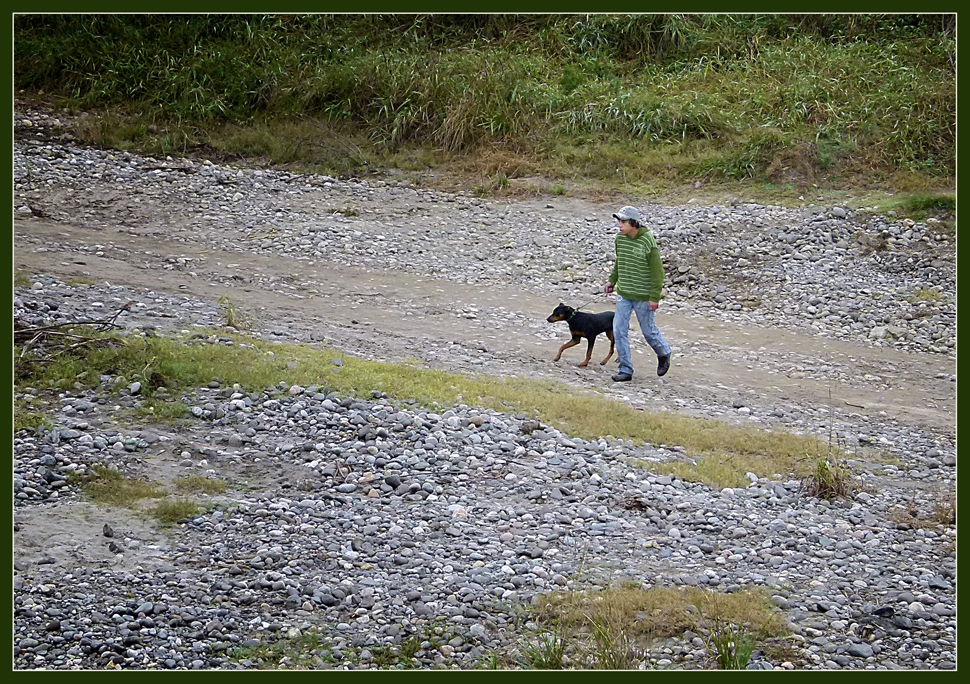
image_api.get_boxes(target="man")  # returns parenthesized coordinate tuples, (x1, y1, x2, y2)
(604, 205, 672, 381)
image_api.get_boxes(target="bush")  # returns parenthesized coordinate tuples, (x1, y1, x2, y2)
(14, 14, 954, 182)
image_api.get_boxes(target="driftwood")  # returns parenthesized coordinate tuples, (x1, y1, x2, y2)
(14, 301, 133, 361)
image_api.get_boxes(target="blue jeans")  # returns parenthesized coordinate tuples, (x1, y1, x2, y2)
(613, 295, 671, 376)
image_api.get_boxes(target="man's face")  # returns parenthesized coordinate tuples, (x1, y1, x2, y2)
(617, 219, 637, 237)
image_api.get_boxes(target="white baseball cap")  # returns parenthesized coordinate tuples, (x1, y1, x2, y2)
(613, 206, 641, 222)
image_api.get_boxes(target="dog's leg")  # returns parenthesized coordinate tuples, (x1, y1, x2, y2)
(554, 336, 581, 361)
(580, 338, 595, 367)
(601, 331, 615, 365)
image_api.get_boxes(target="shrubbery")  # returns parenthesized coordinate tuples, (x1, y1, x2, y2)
(14, 14, 955, 187)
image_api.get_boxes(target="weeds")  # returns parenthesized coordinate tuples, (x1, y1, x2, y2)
(697, 591, 782, 669)
(397, 637, 422, 667)
(368, 645, 397, 669)
(588, 614, 640, 669)
(14, 400, 49, 432)
(797, 392, 854, 501)
(479, 649, 517, 670)
(230, 630, 333, 669)
(931, 489, 956, 526)
(893, 488, 956, 529)
(801, 456, 853, 501)
(704, 620, 756, 670)
(217, 295, 251, 330)
(517, 621, 567, 669)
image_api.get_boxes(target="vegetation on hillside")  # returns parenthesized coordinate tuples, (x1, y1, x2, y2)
(15, 14, 955, 195)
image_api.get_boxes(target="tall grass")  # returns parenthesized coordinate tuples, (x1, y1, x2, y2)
(14, 14, 954, 186)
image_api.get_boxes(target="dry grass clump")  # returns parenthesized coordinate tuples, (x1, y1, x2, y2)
(931, 489, 956, 526)
(892, 488, 956, 529)
(534, 585, 784, 640)
(521, 584, 788, 669)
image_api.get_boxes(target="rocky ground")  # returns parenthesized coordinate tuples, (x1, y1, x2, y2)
(12, 102, 956, 670)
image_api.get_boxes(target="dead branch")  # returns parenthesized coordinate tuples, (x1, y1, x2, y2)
(14, 301, 133, 361)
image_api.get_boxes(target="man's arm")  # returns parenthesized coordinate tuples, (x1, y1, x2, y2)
(647, 245, 664, 302)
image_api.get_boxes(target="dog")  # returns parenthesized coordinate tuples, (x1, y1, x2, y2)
(546, 303, 615, 367)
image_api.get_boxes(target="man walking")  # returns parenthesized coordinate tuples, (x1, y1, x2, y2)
(604, 205, 672, 381)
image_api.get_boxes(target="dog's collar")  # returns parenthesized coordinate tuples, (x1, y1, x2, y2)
(566, 310, 577, 321)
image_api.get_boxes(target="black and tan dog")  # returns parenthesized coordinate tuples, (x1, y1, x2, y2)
(546, 303, 615, 367)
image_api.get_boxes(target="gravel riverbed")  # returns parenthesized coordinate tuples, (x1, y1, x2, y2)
(13, 103, 956, 670)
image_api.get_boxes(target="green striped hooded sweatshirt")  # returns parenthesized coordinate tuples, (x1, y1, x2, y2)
(608, 228, 665, 302)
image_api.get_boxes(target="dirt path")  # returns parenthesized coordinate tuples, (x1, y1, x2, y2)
(15, 218, 955, 437)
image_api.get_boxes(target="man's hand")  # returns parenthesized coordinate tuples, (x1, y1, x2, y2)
(604, 282, 615, 294)
(648, 301, 659, 311)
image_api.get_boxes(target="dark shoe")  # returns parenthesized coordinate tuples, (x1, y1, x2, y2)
(657, 354, 671, 377)
(612, 372, 633, 382)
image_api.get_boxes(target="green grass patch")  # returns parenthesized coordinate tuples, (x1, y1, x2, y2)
(873, 193, 955, 221)
(66, 276, 99, 287)
(14, 400, 50, 432)
(150, 497, 206, 526)
(15, 328, 840, 489)
(230, 630, 335, 669)
(14, 270, 33, 288)
(133, 398, 190, 422)
(72, 465, 166, 507)
(910, 287, 943, 303)
(175, 475, 229, 495)
(65, 462, 214, 526)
